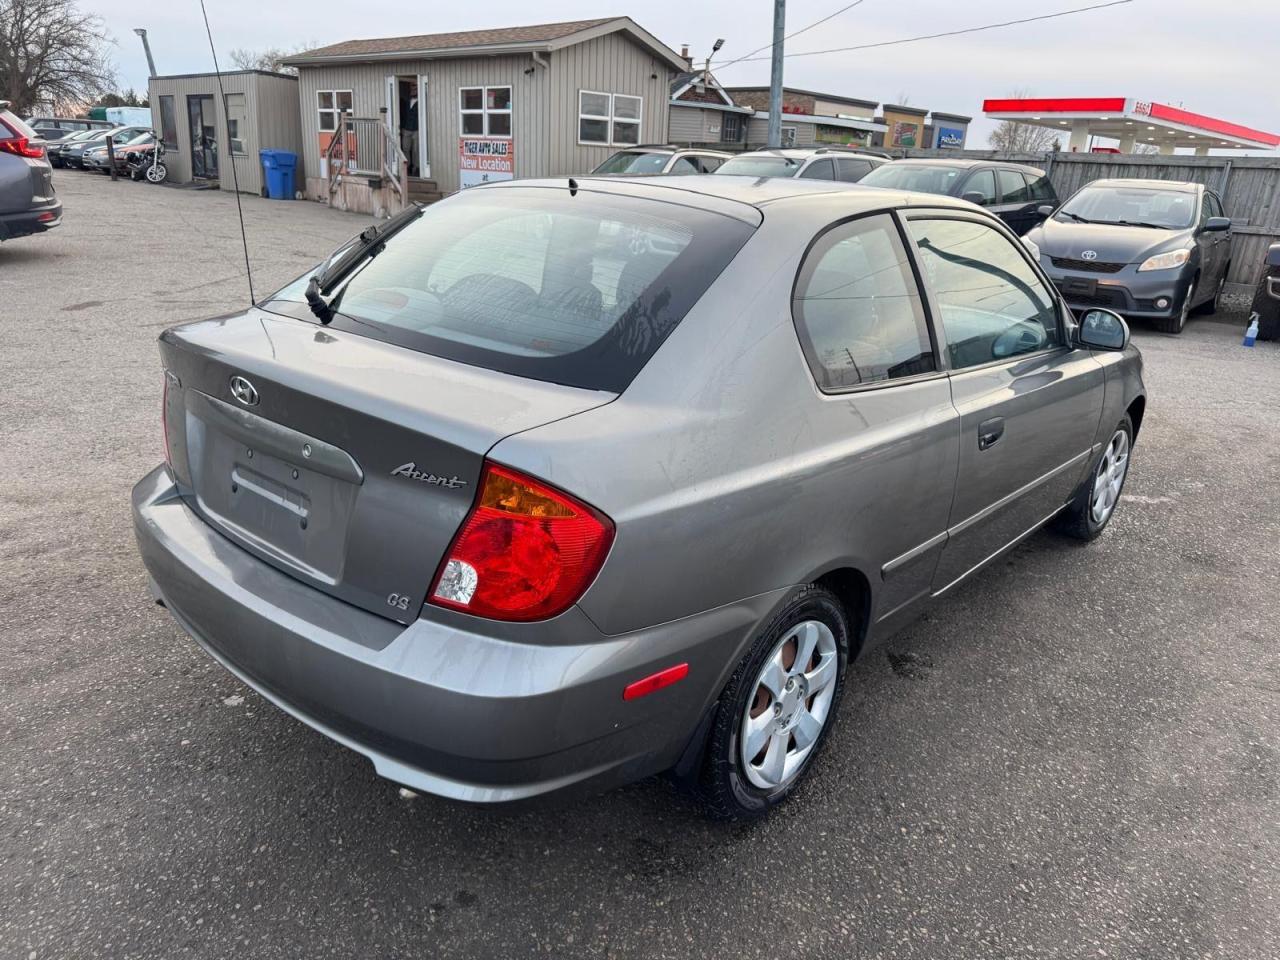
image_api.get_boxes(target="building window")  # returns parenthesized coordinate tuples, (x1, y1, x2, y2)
(158, 95, 178, 151)
(459, 86, 512, 137)
(781, 125, 797, 147)
(225, 93, 247, 155)
(720, 113, 741, 143)
(578, 91, 642, 146)
(317, 89, 353, 133)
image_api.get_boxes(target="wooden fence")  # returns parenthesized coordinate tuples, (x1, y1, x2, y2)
(886, 149, 1280, 293)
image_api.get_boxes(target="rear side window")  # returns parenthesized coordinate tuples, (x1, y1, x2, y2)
(836, 158, 872, 182)
(907, 217, 1060, 369)
(695, 155, 724, 173)
(668, 156, 700, 175)
(270, 188, 757, 392)
(792, 214, 935, 390)
(998, 169, 1032, 203)
(798, 158, 835, 180)
(1027, 175, 1056, 202)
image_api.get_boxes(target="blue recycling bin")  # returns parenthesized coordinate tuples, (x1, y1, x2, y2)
(260, 149, 298, 200)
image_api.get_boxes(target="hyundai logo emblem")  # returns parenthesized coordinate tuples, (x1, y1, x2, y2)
(1080, 250, 1099, 261)
(229, 375, 260, 406)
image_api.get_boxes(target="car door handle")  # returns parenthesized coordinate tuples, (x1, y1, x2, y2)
(978, 417, 1005, 450)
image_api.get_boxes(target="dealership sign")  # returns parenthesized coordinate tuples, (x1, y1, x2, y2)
(459, 137, 515, 189)
(935, 126, 965, 149)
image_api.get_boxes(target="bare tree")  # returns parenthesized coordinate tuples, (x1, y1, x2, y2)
(987, 88, 1061, 153)
(228, 44, 316, 76)
(0, 0, 116, 115)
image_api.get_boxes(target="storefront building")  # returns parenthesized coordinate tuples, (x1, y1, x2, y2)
(283, 17, 686, 212)
(723, 86, 886, 149)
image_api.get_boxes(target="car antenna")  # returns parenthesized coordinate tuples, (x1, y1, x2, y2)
(568, 177, 578, 197)
(198, 0, 255, 305)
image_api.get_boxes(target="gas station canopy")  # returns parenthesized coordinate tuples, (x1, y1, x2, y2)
(982, 97, 1280, 154)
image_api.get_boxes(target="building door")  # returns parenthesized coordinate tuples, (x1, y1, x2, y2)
(187, 95, 218, 179)
(418, 75, 430, 178)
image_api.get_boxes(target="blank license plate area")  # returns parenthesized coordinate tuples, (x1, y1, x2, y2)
(1060, 277, 1097, 297)
(188, 414, 357, 585)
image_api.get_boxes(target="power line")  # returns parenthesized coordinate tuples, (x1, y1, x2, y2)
(714, 0, 1134, 67)
(715, 0, 870, 71)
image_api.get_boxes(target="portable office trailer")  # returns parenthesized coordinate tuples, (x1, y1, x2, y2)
(147, 71, 304, 195)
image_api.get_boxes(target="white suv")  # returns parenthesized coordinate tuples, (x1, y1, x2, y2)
(715, 147, 889, 183)
(591, 145, 732, 176)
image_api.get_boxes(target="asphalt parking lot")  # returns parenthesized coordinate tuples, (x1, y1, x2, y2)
(2, 172, 1278, 960)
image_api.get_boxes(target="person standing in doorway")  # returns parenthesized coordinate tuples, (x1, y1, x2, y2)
(401, 87, 419, 177)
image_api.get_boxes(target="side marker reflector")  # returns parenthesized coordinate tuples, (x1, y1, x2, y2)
(623, 663, 689, 701)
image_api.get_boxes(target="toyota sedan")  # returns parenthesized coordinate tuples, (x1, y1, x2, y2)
(133, 176, 1146, 819)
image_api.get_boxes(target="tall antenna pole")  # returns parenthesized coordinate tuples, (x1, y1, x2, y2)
(767, 0, 786, 147)
(133, 28, 158, 78)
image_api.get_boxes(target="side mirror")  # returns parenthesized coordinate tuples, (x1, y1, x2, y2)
(1265, 241, 1280, 268)
(1203, 216, 1231, 232)
(961, 190, 987, 206)
(1037, 204, 1056, 217)
(1076, 308, 1129, 351)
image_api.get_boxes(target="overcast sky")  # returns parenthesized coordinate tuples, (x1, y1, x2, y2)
(90, 0, 1277, 147)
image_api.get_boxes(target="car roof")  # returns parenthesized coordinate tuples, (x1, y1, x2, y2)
(482, 174, 977, 219)
(1086, 177, 1201, 192)
(888, 158, 1046, 175)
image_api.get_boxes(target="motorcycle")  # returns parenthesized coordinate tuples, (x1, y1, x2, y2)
(127, 140, 168, 184)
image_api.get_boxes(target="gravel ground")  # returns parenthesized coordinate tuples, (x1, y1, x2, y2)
(2, 172, 1277, 960)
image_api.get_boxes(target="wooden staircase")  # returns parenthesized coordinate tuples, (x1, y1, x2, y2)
(408, 177, 443, 206)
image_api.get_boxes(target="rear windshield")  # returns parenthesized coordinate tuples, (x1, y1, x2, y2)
(1057, 185, 1195, 229)
(263, 187, 757, 392)
(859, 164, 964, 194)
(591, 151, 671, 175)
(716, 156, 803, 178)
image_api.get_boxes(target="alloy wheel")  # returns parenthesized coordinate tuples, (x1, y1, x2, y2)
(740, 619, 838, 790)
(1090, 429, 1130, 525)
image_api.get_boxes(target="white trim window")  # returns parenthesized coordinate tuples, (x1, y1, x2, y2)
(578, 91, 642, 146)
(781, 125, 797, 148)
(317, 89, 353, 133)
(224, 92, 247, 155)
(459, 86, 512, 137)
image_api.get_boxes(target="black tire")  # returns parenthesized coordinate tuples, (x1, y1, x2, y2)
(698, 584, 850, 820)
(1152, 277, 1195, 334)
(1055, 414, 1134, 541)
(1193, 270, 1226, 316)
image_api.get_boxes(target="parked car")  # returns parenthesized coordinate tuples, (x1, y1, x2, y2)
(1248, 242, 1280, 341)
(62, 125, 150, 170)
(133, 175, 1145, 819)
(0, 102, 61, 241)
(1026, 178, 1232, 334)
(859, 159, 1057, 234)
(46, 129, 102, 168)
(25, 116, 112, 141)
(715, 146, 889, 183)
(85, 131, 156, 174)
(591, 145, 731, 175)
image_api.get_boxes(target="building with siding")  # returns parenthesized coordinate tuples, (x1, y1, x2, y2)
(146, 71, 303, 195)
(667, 64, 753, 148)
(724, 86, 887, 149)
(282, 17, 687, 213)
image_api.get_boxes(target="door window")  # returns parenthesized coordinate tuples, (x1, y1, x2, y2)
(907, 218, 1061, 369)
(792, 214, 935, 390)
(798, 158, 835, 180)
(1027, 175, 1056, 202)
(998, 169, 1032, 203)
(1207, 193, 1225, 218)
(694, 155, 724, 173)
(668, 155, 700, 175)
(836, 158, 872, 182)
(961, 169, 996, 205)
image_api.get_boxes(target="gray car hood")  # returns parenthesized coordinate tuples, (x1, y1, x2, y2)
(1026, 219, 1193, 264)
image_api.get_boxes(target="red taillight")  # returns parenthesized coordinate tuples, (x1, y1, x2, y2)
(428, 462, 614, 622)
(0, 121, 46, 159)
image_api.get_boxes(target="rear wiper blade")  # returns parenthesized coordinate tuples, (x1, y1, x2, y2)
(306, 203, 424, 323)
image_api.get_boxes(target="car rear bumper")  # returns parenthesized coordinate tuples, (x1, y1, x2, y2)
(0, 201, 62, 239)
(1041, 262, 1192, 319)
(132, 465, 772, 804)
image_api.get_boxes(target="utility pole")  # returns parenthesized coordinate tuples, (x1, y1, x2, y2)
(767, 0, 786, 147)
(134, 28, 158, 78)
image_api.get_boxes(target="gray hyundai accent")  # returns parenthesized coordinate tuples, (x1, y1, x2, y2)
(133, 176, 1146, 818)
